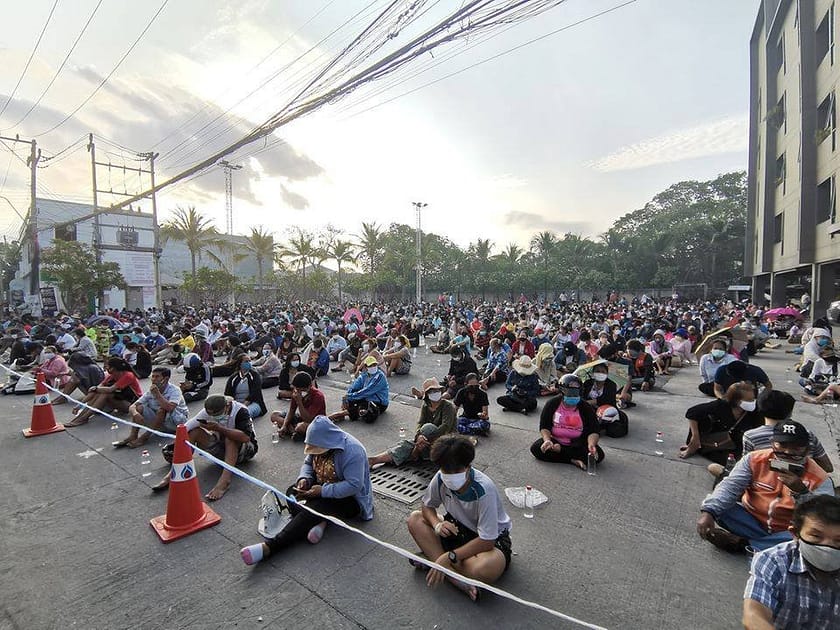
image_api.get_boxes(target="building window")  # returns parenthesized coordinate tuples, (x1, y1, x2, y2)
(777, 34, 786, 74)
(818, 92, 836, 149)
(817, 4, 835, 66)
(818, 176, 836, 223)
(54, 224, 76, 241)
(774, 213, 784, 252)
(775, 154, 785, 188)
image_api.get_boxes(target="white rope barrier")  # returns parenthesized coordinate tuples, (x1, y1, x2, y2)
(4, 363, 608, 629)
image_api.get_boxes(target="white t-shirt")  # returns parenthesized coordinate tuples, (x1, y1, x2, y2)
(422, 468, 511, 540)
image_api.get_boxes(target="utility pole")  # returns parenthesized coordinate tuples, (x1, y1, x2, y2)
(88, 134, 102, 312)
(28, 139, 40, 298)
(219, 160, 241, 307)
(140, 151, 161, 308)
(412, 201, 427, 304)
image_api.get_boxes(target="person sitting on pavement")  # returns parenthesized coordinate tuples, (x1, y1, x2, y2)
(240, 415, 373, 565)
(330, 355, 389, 423)
(534, 342, 558, 395)
(113, 366, 189, 448)
(509, 329, 535, 362)
(479, 337, 509, 389)
(648, 329, 673, 375)
(497, 355, 540, 414)
(35, 345, 70, 389)
(669, 328, 694, 367)
(70, 328, 98, 361)
(529, 373, 604, 469)
(623, 339, 656, 393)
(798, 344, 837, 398)
(713, 360, 772, 400)
(453, 373, 490, 436)
(179, 352, 213, 403)
(742, 495, 840, 630)
(368, 378, 458, 467)
(51, 351, 105, 405)
(441, 347, 478, 400)
(698, 337, 737, 397)
(679, 381, 763, 464)
(554, 340, 587, 374)
(153, 394, 258, 500)
(211, 335, 247, 378)
(65, 357, 143, 427)
(272, 372, 326, 441)
(696, 420, 833, 553)
(223, 354, 267, 419)
(326, 331, 348, 361)
(801, 327, 832, 367)
(306, 337, 331, 377)
(739, 389, 834, 474)
(406, 435, 512, 602)
(253, 343, 283, 388)
(332, 333, 361, 372)
(277, 352, 315, 400)
(382, 334, 412, 377)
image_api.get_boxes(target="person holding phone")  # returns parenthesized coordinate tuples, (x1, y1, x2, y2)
(696, 420, 833, 553)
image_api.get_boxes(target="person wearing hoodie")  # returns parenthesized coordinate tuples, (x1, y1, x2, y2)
(330, 355, 390, 423)
(240, 416, 373, 565)
(223, 354, 267, 418)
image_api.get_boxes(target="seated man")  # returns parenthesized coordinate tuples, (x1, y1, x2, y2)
(114, 366, 189, 448)
(272, 372, 326, 440)
(743, 495, 840, 629)
(151, 394, 258, 501)
(330, 355, 389, 423)
(179, 353, 213, 403)
(368, 378, 457, 467)
(713, 359, 772, 400)
(406, 435, 512, 601)
(696, 420, 833, 553)
(239, 416, 373, 565)
(326, 331, 348, 362)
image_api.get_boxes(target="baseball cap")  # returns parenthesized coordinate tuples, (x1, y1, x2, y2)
(772, 420, 809, 446)
(363, 355, 378, 367)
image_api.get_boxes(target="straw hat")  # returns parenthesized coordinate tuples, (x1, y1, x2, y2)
(512, 355, 537, 375)
(419, 377, 444, 396)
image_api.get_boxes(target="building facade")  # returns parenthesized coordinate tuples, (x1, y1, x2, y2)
(747, 0, 840, 317)
(14, 198, 262, 312)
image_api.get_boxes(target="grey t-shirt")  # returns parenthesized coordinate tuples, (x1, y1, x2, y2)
(136, 381, 188, 423)
(742, 424, 827, 459)
(423, 468, 511, 540)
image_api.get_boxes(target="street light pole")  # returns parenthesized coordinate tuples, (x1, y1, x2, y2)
(412, 201, 427, 304)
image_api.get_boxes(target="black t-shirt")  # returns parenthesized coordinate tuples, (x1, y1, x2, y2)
(453, 386, 489, 417)
(714, 363, 769, 392)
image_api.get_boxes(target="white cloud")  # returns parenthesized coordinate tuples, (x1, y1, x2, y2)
(587, 114, 748, 172)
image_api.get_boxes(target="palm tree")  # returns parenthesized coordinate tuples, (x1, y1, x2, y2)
(160, 205, 218, 304)
(207, 241, 247, 306)
(356, 221, 383, 275)
(530, 230, 557, 299)
(468, 238, 493, 300)
(328, 239, 356, 304)
(276, 228, 317, 282)
(244, 226, 276, 301)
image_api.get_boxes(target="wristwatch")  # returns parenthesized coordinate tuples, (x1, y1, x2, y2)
(448, 551, 458, 564)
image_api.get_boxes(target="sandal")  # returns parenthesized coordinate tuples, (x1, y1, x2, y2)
(64, 417, 89, 428)
(112, 438, 133, 448)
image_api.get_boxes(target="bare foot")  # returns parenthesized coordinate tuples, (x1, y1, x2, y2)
(679, 443, 700, 459)
(801, 395, 821, 404)
(206, 480, 231, 501)
(571, 459, 586, 471)
(447, 576, 480, 601)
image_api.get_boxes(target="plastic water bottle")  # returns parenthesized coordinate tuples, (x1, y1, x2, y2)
(271, 431, 280, 445)
(399, 426, 407, 440)
(587, 452, 597, 476)
(724, 453, 736, 473)
(523, 485, 534, 518)
(655, 432, 664, 456)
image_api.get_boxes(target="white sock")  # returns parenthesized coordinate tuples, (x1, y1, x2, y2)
(307, 522, 327, 544)
(240, 543, 265, 565)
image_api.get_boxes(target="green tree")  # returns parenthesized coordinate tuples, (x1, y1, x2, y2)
(41, 241, 125, 313)
(530, 230, 557, 299)
(0, 239, 21, 299)
(327, 239, 357, 303)
(160, 205, 219, 304)
(276, 228, 320, 283)
(243, 226, 276, 300)
(180, 267, 236, 305)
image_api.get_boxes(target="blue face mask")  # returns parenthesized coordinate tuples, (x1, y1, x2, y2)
(563, 396, 580, 406)
(818, 337, 831, 347)
(241, 362, 252, 371)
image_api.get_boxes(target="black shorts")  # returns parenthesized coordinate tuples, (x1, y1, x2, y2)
(440, 513, 512, 570)
(113, 387, 139, 403)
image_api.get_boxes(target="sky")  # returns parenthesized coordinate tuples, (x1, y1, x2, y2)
(0, 0, 758, 262)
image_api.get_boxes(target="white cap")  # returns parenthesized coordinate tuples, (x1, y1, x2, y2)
(258, 491, 290, 538)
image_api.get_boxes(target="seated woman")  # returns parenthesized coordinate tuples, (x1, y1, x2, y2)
(51, 351, 106, 405)
(253, 343, 283, 388)
(554, 341, 587, 374)
(429, 327, 451, 354)
(382, 334, 412, 377)
(799, 345, 837, 397)
(36, 345, 70, 389)
(497, 356, 540, 414)
(275, 332, 296, 363)
(479, 337, 509, 389)
(211, 335, 247, 377)
(534, 342, 558, 395)
(133, 343, 153, 379)
(624, 339, 655, 392)
(65, 357, 143, 427)
(453, 373, 490, 436)
(441, 347, 478, 399)
(306, 338, 331, 377)
(277, 352, 315, 400)
(529, 373, 604, 470)
(351, 339, 384, 377)
(697, 337, 736, 396)
(224, 354, 267, 419)
(679, 381, 763, 463)
(648, 329, 673, 375)
(669, 328, 693, 368)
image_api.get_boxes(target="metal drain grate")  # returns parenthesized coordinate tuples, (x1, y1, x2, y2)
(371, 461, 437, 504)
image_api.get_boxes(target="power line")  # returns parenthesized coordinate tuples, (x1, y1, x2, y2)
(2, 0, 103, 132)
(0, 0, 60, 119)
(33, 0, 170, 138)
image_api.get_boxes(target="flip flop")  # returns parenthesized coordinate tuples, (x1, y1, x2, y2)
(64, 417, 89, 428)
(112, 438, 132, 448)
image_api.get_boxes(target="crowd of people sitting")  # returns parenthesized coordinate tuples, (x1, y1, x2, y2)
(2, 292, 838, 620)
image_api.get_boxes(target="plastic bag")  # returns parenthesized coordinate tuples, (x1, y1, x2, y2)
(504, 486, 549, 508)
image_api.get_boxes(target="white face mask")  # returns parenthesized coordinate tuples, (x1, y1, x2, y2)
(393, 342, 402, 349)
(42, 352, 55, 361)
(593, 373, 608, 382)
(427, 391, 442, 403)
(290, 360, 300, 368)
(799, 539, 840, 572)
(362, 344, 370, 352)
(440, 470, 468, 491)
(739, 400, 757, 412)
(367, 366, 378, 376)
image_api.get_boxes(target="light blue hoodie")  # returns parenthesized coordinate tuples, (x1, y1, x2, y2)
(299, 416, 374, 520)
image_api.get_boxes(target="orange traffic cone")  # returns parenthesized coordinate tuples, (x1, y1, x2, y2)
(23, 373, 65, 437)
(150, 424, 221, 543)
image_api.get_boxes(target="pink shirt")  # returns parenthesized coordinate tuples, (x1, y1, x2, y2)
(551, 404, 583, 445)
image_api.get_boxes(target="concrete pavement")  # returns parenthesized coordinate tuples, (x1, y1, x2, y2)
(0, 343, 837, 630)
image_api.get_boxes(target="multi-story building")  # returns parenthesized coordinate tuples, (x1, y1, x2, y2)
(746, 0, 839, 318)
